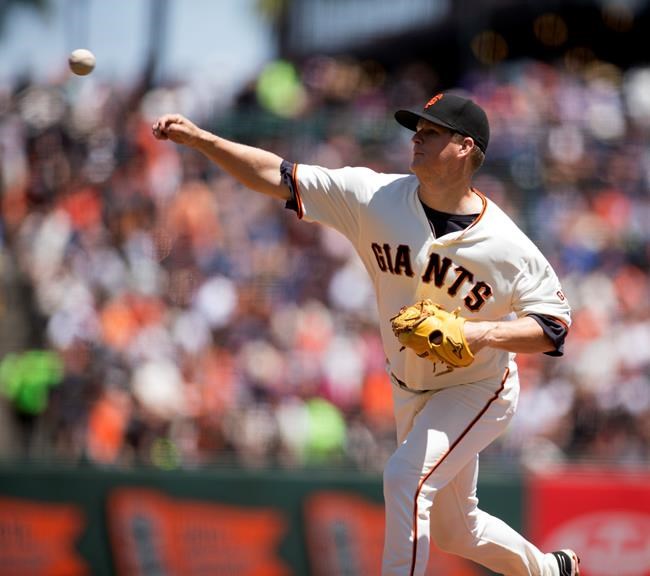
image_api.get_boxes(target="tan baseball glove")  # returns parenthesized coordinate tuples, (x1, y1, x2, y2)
(390, 299, 474, 371)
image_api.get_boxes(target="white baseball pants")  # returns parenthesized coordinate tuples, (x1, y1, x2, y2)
(382, 370, 560, 576)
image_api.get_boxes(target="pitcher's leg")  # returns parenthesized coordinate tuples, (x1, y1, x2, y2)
(382, 377, 515, 576)
(430, 456, 559, 576)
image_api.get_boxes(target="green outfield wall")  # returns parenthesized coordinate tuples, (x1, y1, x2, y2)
(0, 463, 526, 576)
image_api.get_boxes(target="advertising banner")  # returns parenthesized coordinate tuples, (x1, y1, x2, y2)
(528, 470, 650, 576)
(108, 488, 290, 576)
(0, 497, 88, 576)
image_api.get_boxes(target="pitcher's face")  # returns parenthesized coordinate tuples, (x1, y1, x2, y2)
(410, 119, 460, 179)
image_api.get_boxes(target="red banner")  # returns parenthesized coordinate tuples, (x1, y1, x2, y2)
(0, 497, 88, 576)
(528, 470, 650, 576)
(108, 488, 290, 576)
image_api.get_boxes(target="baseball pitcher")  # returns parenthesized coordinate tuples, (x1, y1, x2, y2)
(153, 91, 580, 576)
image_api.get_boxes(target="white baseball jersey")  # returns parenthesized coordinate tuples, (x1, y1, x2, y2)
(291, 164, 571, 391)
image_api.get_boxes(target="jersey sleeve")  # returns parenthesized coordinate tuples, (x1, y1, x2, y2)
(511, 253, 571, 327)
(287, 163, 382, 244)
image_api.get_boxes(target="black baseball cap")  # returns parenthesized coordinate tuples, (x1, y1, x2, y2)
(395, 92, 490, 153)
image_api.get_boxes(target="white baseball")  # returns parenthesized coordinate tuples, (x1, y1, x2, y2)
(68, 48, 96, 76)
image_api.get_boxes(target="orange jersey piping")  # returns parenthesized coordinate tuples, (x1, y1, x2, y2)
(293, 163, 304, 220)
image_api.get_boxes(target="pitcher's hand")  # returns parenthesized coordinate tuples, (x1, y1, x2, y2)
(152, 114, 203, 147)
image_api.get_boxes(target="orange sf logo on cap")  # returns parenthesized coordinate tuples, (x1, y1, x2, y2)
(424, 93, 444, 109)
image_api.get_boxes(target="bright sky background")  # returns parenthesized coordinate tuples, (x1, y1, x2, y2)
(0, 0, 275, 99)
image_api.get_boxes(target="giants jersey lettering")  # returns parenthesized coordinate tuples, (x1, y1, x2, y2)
(292, 165, 571, 390)
(371, 246, 494, 312)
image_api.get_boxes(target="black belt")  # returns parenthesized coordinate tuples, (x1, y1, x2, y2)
(391, 373, 431, 395)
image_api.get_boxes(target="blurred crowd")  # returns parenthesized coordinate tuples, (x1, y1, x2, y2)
(0, 53, 649, 472)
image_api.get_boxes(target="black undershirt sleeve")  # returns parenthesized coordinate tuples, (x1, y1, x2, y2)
(281, 160, 299, 212)
(528, 313, 568, 356)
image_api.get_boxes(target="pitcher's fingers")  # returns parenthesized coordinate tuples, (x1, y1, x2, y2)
(152, 122, 168, 139)
(153, 114, 178, 132)
(153, 114, 180, 138)
(162, 114, 184, 129)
